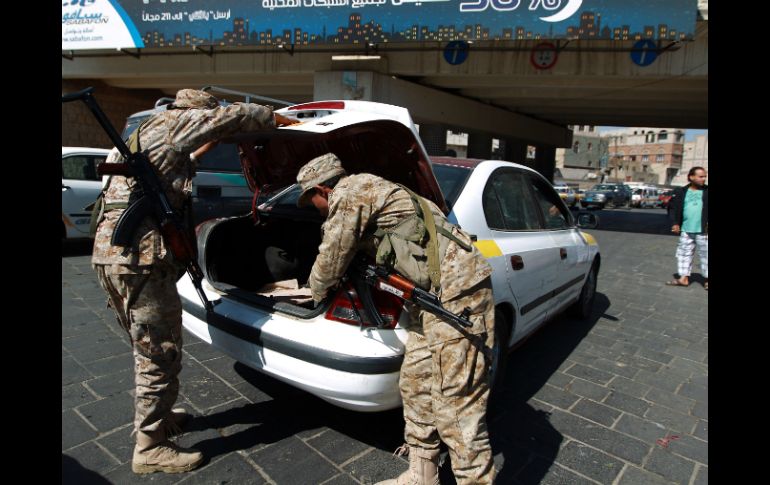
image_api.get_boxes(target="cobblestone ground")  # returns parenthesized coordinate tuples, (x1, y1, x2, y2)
(62, 208, 707, 484)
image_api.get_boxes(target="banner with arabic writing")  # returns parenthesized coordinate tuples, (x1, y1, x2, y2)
(62, 0, 697, 51)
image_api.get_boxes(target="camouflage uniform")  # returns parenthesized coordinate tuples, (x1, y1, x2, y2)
(303, 155, 495, 484)
(92, 89, 275, 446)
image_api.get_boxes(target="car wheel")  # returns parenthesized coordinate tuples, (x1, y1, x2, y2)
(569, 261, 599, 320)
(489, 308, 511, 393)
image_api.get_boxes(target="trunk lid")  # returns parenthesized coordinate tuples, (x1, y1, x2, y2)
(223, 101, 449, 214)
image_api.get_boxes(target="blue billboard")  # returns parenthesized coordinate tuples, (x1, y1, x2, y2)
(62, 0, 697, 51)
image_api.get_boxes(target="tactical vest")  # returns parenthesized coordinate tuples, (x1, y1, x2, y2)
(372, 184, 472, 293)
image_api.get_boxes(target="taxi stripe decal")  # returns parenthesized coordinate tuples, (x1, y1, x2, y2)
(474, 240, 503, 258)
(581, 232, 598, 246)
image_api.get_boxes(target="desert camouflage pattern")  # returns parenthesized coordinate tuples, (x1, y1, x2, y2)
(91, 94, 276, 447)
(400, 280, 495, 484)
(308, 173, 492, 305)
(92, 101, 275, 271)
(95, 261, 184, 443)
(296, 152, 347, 207)
(307, 172, 495, 483)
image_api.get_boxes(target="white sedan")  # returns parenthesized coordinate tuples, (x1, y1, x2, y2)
(178, 101, 600, 411)
(62, 147, 109, 239)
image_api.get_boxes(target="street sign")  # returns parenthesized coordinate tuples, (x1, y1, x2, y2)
(530, 42, 559, 70)
(444, 41, 470, 65)
(630, 39, 658, 67)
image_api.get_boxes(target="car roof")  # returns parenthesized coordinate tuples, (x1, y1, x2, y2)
(62, 147, 111, 155)
(430, 156, 539, 174)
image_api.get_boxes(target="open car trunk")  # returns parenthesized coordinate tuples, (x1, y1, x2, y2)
(198, 108, 446, 320)
(199, 213, 326, 317)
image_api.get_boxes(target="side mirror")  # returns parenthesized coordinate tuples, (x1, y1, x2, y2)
(576, 212, 599, 229)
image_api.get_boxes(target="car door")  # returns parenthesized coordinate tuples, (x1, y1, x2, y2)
(482, 167, 558, 334)
(526, 174, 588, 313)
(62, 153, 106, 237)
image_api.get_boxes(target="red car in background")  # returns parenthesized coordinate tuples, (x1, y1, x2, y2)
(659, 190, 674, 209)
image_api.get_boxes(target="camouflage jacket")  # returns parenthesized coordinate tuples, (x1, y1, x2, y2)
(309, 173, 492, 303)
(92, 103, 275, 273)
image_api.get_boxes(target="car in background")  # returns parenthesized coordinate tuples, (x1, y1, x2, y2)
(574, 189, 586, 205)
(553, 184, 577, 208)
(631, 186, 660, 208)
(177, 99, 601, 412)
(62, 147, 110, 239)
(582, 183, 632, 209)
(121, 87, 293, 225)
(659, 190, 674, 209)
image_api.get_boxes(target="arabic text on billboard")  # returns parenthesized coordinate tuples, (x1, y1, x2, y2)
(62, 0, 698, 51)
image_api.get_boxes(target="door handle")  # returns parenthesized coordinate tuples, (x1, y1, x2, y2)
(560, 248, 568, 260)
(510, 255, 524, 270)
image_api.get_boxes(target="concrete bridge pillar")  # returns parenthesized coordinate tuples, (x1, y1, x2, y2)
(467, 133, 493, 159)
(419, 124, 448, 157)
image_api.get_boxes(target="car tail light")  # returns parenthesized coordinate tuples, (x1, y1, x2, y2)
(325, 282, 403, 329)
(288, 101, 345, 111)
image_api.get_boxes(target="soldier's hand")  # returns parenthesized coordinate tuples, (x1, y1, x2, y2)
(671, 225, 681, 234)
(275, 113, 301, 127)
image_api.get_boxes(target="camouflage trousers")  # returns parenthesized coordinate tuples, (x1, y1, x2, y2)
(94, 262, 184, 444)
(400, 278, 495, 484)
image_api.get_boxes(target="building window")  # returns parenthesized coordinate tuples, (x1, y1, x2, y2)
(587, 142, 592, 151)
(658, 130, 668, 141)
(646, 132, 655, 143)
(656, 154, 664, 162)
(573, 141, 580, 153)
(642, 154, 649, 162)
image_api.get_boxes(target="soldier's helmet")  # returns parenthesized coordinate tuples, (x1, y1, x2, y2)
(172, 89, 219, 109)
(296, 153, 347, 208)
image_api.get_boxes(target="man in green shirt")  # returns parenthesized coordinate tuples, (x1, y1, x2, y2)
(666, 167, 708, 290)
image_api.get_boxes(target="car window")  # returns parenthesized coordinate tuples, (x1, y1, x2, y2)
(528, 175, 572, 230)
(197, 143, 242, 172)
(432, 164, 472, 211)
(62, 155, 105, 181)
(483, 169, 541, 231)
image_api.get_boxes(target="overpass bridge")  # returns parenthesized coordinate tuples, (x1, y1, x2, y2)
(62, 3, 707, 180)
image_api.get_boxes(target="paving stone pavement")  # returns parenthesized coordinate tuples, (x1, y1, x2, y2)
(62, 208, 707, 484)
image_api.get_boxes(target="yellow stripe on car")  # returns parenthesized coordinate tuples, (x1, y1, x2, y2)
(474, 240, 503, 258)
(580, 232, 598, 246)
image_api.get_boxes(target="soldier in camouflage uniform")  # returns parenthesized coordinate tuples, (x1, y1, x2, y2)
(92, 89, 293, 474)
(297, 153, 496, 484)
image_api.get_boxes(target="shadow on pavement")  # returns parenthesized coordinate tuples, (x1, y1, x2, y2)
(62, 454, 111, 485)
(62, 239, 94, 257)
(191, 293, 612, 484)
(579, 208, 677, 236)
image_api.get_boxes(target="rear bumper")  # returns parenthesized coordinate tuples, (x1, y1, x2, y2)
(181, 296, 404, 411)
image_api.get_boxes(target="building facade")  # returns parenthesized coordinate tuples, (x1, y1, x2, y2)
(671, 134, 708, 186)
(603, 127, 685, 186)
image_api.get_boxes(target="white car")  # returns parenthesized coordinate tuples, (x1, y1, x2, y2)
(178, 101, 601, 411)
(62, 147, 110, 239)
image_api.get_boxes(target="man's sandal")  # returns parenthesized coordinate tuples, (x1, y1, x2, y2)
(665, 280, 689, 287)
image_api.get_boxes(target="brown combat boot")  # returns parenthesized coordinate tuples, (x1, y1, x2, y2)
(375, 445, 441, 485)
(132, 431, 203, 474)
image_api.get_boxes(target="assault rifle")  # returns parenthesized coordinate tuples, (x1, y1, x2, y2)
(355, 262, 472, 329)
